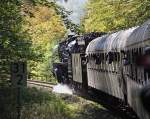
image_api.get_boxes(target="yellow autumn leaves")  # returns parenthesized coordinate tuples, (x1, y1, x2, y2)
(82, 0, 150, 32)
(22, 1, 66, 80)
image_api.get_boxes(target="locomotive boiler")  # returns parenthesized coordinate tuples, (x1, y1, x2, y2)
(53, 21, 150, 119)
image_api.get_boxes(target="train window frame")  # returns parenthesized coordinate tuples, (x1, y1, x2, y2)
(106, 51, 120, 64)
(95, 53, 102, 65)
(120, 50, 131, 66)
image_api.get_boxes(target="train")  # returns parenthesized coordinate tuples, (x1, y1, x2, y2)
(53, 21, 150, 119)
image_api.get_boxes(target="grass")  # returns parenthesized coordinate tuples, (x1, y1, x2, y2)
(0, 86, 71, 119)
(21, 102, 69, 119)
(0, 85, 106, 119)
(21, 87, 71, 119)
(56, 94, 105, 119)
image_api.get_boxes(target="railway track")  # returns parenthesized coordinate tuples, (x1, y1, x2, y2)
(27, 80, 139, 119)
(27, 81, 124, 119)
(27, 80, 55, 89)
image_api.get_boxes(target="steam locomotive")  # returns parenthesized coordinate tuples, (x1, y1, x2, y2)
(53, 21, 150, 119)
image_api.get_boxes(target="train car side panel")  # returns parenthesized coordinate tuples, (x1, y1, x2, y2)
(72, 53, 82, 83)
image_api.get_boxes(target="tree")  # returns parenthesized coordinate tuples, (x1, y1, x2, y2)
(82, 0, 150, 32)
(22, 0, 66, 81)
(0, 0, 34, 84)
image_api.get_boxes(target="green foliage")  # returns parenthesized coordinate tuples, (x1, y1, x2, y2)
(0, 0, 34, 61)
(21, 87, 53, 104)
(0, 0, 79, 83)
(20, 88, 105, 119)
(0, 0, 36, 83)
(0, 85, 105, 119)
(22, 0, 66, 81)
(82, 0, 150, 32)
(0, 87, 17, 118)
(21, 88, 69, 119)
(0, 86, 70, 119)
(27, 0, 82, 33)
(22, 102, 69, 119)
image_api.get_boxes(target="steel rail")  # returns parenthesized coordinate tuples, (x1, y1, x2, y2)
(27, 80, 55, 89)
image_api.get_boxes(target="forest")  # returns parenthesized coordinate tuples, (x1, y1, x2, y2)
(0, 0, 149, 83)
(0, 0, 150, 119)
(82, 0, 150, 32)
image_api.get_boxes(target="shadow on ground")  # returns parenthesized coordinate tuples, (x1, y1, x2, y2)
(58, 94, 122, 119)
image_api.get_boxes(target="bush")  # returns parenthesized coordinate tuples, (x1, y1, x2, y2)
(0, 86, 71, 119)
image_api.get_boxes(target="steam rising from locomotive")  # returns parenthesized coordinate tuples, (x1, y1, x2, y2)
(53, 21, 150, 119)
(52, 84, 73, 95)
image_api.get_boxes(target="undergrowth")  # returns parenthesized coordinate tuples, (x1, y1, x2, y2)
(0, 86, 105, 119)
(0, 86, 71, 119)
